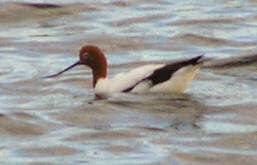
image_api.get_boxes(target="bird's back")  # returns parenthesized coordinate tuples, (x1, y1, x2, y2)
(95, 55, 204, 96)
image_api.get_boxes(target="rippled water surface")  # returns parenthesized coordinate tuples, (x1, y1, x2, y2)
(0, 0, 257, 164)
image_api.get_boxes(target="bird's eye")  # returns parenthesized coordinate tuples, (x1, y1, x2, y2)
(83, 52, 89, 57)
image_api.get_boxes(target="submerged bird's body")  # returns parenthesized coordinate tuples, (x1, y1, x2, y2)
(44, 45, 205, 97)
(95, 61, 201, 96)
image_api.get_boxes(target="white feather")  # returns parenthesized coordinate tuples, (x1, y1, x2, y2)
(95, 64, 164, 95)
(95, 63, 201, 96)
(150, 64, 201, 93)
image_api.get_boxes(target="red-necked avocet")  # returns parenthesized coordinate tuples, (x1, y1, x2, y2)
(44, 45, 207, 98)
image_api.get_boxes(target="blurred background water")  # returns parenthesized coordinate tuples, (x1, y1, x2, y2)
(0, 0, 257, 164)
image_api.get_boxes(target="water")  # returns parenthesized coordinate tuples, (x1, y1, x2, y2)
(0, 0, 257, 164)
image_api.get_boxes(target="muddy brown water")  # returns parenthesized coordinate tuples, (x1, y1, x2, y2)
(0, 0, 257, 164)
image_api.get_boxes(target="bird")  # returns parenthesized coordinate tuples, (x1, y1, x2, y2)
(44, 45, 206, 98)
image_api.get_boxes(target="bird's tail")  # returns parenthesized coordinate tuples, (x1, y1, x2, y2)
(191, 54, 213, 65)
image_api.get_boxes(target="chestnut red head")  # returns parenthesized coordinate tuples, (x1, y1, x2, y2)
(79, 45, 107, 70)
(43, 45, 107, 87)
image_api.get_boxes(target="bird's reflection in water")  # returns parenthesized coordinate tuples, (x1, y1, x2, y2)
(89, 92, 205, 132)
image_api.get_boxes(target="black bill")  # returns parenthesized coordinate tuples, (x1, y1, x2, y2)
(42, 61, 81, 78)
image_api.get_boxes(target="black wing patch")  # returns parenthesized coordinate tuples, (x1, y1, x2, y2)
(122, 55, 203, 93)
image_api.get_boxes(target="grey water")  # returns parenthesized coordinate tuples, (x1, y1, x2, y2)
(0, 0, 257, 164)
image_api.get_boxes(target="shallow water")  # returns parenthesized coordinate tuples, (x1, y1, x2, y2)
(0, 0, 257, 164)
